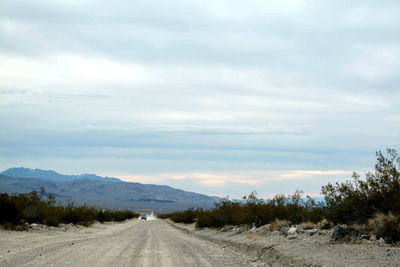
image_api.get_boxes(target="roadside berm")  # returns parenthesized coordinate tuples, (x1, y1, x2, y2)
(167, 220, 400, 267)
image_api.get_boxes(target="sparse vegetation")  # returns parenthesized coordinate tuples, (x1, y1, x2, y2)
(0, 187, 139, 229)
(268, 219, 291, 232)
(322, 148, 400, 224)
(163, 190, 325, 228)
(163, 148, 400, 243)
(367, 212, 400, 243)
(2, 149, 399, 242)
(158, 208, 199, 224)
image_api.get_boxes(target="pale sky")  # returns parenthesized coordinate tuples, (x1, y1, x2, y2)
(1, 0, 399, 198)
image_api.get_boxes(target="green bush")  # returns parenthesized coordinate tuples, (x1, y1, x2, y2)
(0, 188, 139, 228)
(368, 212, 400, 243)
(96, 209, 137, 222)
(163, 190, 325, 228)
(62, 203, 98, 226)
(163, 149, 400, 243)
(160, 208, 203, 224)
(322, 149, 400, 224)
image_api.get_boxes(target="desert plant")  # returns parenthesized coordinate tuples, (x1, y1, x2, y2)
(299, 221, 318, 230)
(0, 189, 139, 228)
(317, 219, 333, 230)
(322, 148, 400, 224)
(269, 219, 291, 232)
(164, 190, 325, 229)
(368, 212, 400, 243)
(165, 208, 200, 224)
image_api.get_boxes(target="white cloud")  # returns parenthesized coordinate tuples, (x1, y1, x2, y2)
(104, 169, 355, 197)
(1, 0, 399, 197)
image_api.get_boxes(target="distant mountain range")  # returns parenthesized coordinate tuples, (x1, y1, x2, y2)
(2, 167, 122, 183)
(0, 167, 218, 213)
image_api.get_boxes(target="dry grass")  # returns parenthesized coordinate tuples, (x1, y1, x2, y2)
(269, 219, 291, 232)
(299, 221, 318, 230)
(317, 219, 333, 230)
(352, 223, 371, 234)
(367, 212, 400, 243)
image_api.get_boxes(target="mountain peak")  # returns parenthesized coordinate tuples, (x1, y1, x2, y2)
(2, 167, 61, 178)
(0, 168, 218, 212)
(1, 167, 122, 183)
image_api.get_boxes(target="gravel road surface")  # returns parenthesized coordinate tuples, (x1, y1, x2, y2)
(0, 219, 255, 267)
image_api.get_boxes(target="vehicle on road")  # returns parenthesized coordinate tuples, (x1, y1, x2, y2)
(140, 215, 147, 220)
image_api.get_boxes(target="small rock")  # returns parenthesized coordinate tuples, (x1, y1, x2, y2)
(287, 227, 297, 236)
(360, 234, 369, 240)
(250, 227, 260, 233)
(305, 229, 318, 236)
(220, 225, 234, 232)
(279, 226, 290, 235)
(370, 234, 377, 241)
(378, 237, 385, 246)
(288, 235, 297, 240)
(233, 226, 247, 233)
(331, 225, 357, 241)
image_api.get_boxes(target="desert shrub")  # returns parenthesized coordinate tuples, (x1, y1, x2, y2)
(111, 210, 137, 221)
(161, 148, 400, 243)
(170, 209, 199, 224)
(95, 209, 136, 222)
(351, 223, 370, 234)
(163, 190, 325, 229)
(161, 208, 204, 224)
(62, 203, 98, 226)
(269, 219, 291, 232)
(196, 212, 215, 228)
(322, 149, 400, 224)
(299, 221, 318, 230)
(0, 187, 59, 225)
(317, 219, 333, 230)
(368, 212, 400, 243)
(0, 193, 19, 224)
(0, 189, 139, 228)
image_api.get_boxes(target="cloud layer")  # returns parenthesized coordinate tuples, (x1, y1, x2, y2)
(1, 0, 399, 198)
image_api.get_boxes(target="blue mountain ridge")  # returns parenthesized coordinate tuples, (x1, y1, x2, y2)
(0, 167, 219, 213)
(1, 167, 122, 182)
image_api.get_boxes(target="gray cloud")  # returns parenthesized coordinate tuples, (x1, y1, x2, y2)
(1, 0, 399, 197)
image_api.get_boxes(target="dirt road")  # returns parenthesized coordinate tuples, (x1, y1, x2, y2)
(0, 219, 255, 267)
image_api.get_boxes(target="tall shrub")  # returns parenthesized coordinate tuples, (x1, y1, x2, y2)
(322, 149, 400, 224)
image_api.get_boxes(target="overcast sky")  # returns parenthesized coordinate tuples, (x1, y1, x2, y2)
(1, 0, 399, 198)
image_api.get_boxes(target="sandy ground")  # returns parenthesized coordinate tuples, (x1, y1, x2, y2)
(0, 219, 254, 267)
(1, 218, 399, 267)
(169, 221, 400, 267)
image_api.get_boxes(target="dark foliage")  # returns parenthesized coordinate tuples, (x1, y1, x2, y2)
(321, 148, 400, 224)
(158, 208, 200, 224)
(0, 187, 139, 228)
(164, 190, 325, 228)
(163, 149, 400, 243)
